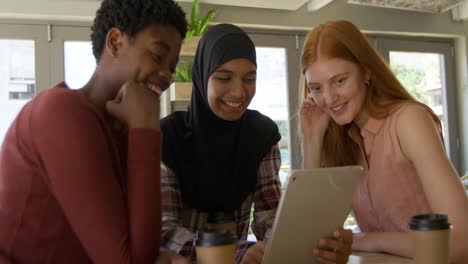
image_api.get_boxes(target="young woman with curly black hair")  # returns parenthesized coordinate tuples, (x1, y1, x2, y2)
(0, 0, 187, 263)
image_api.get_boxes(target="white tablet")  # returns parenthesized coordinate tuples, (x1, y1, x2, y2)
(262, 166, 362, 264)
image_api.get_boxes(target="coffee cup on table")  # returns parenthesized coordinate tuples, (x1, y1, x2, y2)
(409, 214, 451, 264)
(195, 229, 237, 264)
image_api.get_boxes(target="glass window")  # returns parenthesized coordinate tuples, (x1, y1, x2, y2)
(0, 39, 35, 146)
(389, 52, 447, 143)
(64, 41, 95, 89)
(248, 47, 290, 185)
(375, 37, 460, 174)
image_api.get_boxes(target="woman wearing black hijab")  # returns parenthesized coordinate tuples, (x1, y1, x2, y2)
(160, 24, 352, 264)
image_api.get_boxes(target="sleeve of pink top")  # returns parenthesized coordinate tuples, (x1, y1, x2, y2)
(30, 91, 161, 264)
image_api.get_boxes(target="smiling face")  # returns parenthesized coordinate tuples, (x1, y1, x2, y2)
(207, 58, 257, 121)
(109, 24, 182, 95)
(305, 57, 370, 127)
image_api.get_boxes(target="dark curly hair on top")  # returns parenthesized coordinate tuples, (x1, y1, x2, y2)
(91, 0, 187, 61)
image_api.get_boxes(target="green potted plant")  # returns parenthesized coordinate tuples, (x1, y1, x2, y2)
(171, 61, 193, 100)
(173, 61, 192, 83)
(181, 0, 217, 55)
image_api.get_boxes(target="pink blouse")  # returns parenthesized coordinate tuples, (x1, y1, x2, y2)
(349, 103, 436, 232)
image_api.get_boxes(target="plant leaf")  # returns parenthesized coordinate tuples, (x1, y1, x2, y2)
(185, 30, 194, 41)
(173, 66, 181, 82)
(183, 62, 193, 82)
(199, 9, 217, 35)
(195, 20, 203, 35)
(182, 70, 190, 82)
(174, 61, 192, 82)
(190, 0, 200, 34)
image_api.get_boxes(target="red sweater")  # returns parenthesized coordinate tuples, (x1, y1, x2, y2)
(0, 83, 161, 263)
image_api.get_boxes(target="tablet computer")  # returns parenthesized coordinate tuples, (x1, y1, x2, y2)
(262, 166, 362, 264)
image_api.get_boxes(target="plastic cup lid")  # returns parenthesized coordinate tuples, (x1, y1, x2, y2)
(194, 229, 238, 247)
(409, 214, 451, 231)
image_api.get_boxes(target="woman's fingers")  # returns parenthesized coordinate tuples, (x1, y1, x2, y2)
(312, 246, 337, 262)
(300, 98, 317, 114)
(335, 228, 353, 245)
(311, 229, 354, 264)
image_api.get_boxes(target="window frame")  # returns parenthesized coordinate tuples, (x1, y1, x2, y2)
(247, 31, 303, 171)
(49, 25, 95, 86)
(373, 36, 460, 174)
(0, 23, 50, 93)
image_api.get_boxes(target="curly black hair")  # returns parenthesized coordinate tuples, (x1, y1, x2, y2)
(91, 0, 187, 61)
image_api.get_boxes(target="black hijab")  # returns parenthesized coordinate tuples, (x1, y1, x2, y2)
(161, 24, 281, 213)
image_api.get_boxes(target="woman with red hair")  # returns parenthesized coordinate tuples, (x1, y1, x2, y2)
(300, 20, 468, 263)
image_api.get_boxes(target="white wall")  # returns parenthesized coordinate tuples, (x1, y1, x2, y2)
(0, 0, 98, 21)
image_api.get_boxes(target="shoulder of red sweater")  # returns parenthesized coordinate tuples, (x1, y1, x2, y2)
(33, 82, 87, 111)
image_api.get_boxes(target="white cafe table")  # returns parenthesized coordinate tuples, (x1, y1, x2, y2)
(348, 252, 412, 264)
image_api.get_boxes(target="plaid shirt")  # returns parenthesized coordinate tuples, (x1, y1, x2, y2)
(160, 145, 282, 263)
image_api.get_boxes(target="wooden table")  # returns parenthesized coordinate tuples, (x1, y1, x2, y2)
(348, 252, 412, 264)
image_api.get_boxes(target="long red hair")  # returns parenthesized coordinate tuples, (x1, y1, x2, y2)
(300, 20, 440, 167)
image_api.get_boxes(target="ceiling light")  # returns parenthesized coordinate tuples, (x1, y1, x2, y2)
(308, 0, 335, 11)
